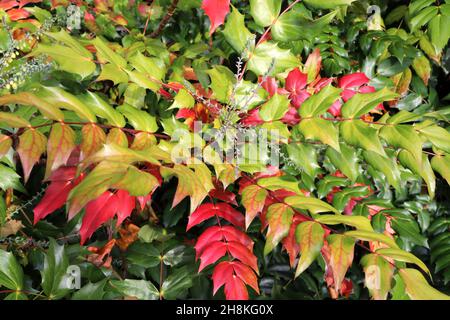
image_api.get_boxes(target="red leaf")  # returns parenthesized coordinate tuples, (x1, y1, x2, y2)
(201, 0, 230, 35)
(282, 214, 305, 267)
(231, 261, 259, 294)
(187, 203, 244, 230)
(80, 191, 117, 244)
(33, 166, 82, 224)
(198, 240, 227, 272)
(136, 193, 152, 210)
(115, 190, 135, 226)
(212, 261, 258, 299)
(224, 275, 249, 300)
(7, 8, 30, 20)
(227, 241, 258, 274)
(286, 68, 307, 94)
(0, 1, 19, 10)
(240, 108, 264, 126)
(338, 72, 369, 89)
(212, 261, 234, 294)
(281, 106, 301, 125)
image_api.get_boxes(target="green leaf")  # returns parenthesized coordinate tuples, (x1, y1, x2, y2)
(317, 175, 348, 198)
(257, 175, 302, 194)
(272, 9, 337, 42)
(41, 239, 70, 300)
(399, 268, 450, 300)
(326, 144, 359, 182)
(286, 143, 321, 178)
(340, 120, 386, 156)
(299, 85, 342, 117)
(303, 0, 356, 9)
(250, 0, 281, 27)
(207, 66, 236, 103)
(92, 37, 127, 68)
(409, 6, 438, 33)
(36, 87, 96, 122)
(361, 254, 394, 300)
(431, 154, 450, 185)
(341, 88, 398, 118)
(0, 249, 24, 291)
(316, 214, 373, 231)
(259, 94, 290, 121)
(363, 151, 402, 191)
(78, 92, 125, 127)
(161, 267, 193, 300)
(264, 203, 294, 255)
(399, 150, 435, 198)
(117, 104, 158, 133)
(345, 230, 399, 249)
(32, 44, 95, 79)
(376, 248, 430, 275)
(71, 280, 107, 300)
(110, 279, 159, 300)
(298, 118, 340, 151)
(380, 124, 423, 166)
(0, 164, 26, 193)
(295, 221, 325, 277)
(327, 234, 355, 291)
(169, 89, 195, 110)
(284, 195, 339, 214)
(429, 13, 450, 51)
(247, 41, 299, 76)
(223, 6, 255, 54)
(418, 124, 450, 154)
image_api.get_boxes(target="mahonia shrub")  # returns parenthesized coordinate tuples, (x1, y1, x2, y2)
(0, 0, 450, 300)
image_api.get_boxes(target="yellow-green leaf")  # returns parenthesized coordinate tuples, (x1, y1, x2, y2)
(399, 268, 450, 300)
(0, 92, 64, 121)
(376, 248, 430, 275)
(284, 195, 339, 214)
(327, 234, 355, 291)
(17, 128, 47, 182)
(264, 203, 294, 255)
(316, 215, 373, 231)
(45, 122, 76, 179)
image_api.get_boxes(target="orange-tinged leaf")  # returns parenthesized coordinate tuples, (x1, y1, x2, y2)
(241, 184, 268, 229)
(45, 122, 76, 179)
(0, 92, 64, 121)
(304, 48, 322, 83)
(264, 203, 294, 255)
(17, 128, 47, 182)
(81, 123, 106, 159)
(130, 132, 156, 150)
(327, 234, 355, 291)
(227, 241, 259, 274)
(295, 221, 325, 277)
(106, 128, 129, 147)
(161, 164, 208, 213)
(0, 134, 12, 158)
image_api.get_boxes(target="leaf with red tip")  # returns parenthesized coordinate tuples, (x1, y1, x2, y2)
(303, 48, 322, 83)
(187, 203, 244, 230)
(264, 203, 294, 255)
(201, 0, 230, 35)
(33, 166, 81, 224)
(327, 234, 355, 291)
(80, 191, 118, 244)
(224, 275, 249, 300)
(241, 185, 268, 229)
(198, 240, 227, 272)
(45, 122, 76, 179)
(227, 241, 258, 274)
(17, 128, 47, 182)
(295, 221, 325, 277)
(80, 124, 106, 159)
(0, 134, 12, 158)
(115, 189, 135, 226)
(338, 72, 369, 89)
(0, 1, 19, 10)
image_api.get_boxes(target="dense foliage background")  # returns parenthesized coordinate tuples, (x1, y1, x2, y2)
(0, 0, 450, 300)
